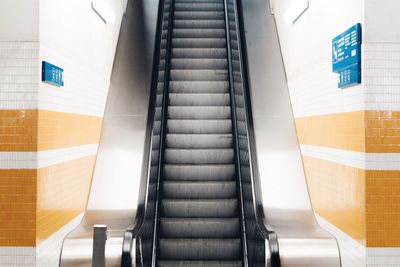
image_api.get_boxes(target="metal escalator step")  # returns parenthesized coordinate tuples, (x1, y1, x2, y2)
(173, 29, 226, 38)
(164, 164, 235, 181)
(167, 119, 232, 134)
(162, 181, 237, 199)
(174, 11, 225, 20)
(160, 218, 239, 238)
(175, 0, 223, 3)
(158, 238, 241, 260)
(173, 20, 225, 29)
(162, 199, 238, 217)
(164, 148, 234, 164)
(172, 48, 227, 59)
(171, 69, 228, 81)
(158, 260, 242, 267)
(174, 3, 224, 12)
(172, 38, 226, 50)
(169, 93, 230, 106)
(169, 81, 229, 94)
(166, 134, 233, 149)
(168, 106, 231, 120)
(171, 58, 227, 69)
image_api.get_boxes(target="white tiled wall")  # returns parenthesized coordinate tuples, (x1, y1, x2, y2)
(288, 63, 364, 118)
(39, 44, 110, 117)
(0, 247, 35, 267)
(0, 42, 39, 110)
(364, 43, 400, 112)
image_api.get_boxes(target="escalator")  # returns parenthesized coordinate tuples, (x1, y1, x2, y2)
(121, 0, 278, 266)
(59, 0, 342, 266)
(158, 0, 242, 265)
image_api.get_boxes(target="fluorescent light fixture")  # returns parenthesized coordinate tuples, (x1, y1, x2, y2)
(284, 0, 309, 24)
(92, 0, 115, 24)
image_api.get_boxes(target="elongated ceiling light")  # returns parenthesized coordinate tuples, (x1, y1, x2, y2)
(92, 0, 115, 24)
(284, 0, 309, 24)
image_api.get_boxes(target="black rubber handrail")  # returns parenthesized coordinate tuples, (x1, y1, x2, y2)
(225, 0, 281, 265)
(222, 0, 249, 266)
(150, 0, 175, 265)
(121, 0, 170, 265)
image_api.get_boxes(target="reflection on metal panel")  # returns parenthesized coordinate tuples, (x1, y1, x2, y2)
(59, 0, 159, 265)
(241, 0, 341, 266)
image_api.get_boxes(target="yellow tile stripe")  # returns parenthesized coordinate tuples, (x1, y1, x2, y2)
(0, 156, 95, 246)
(0, 109, 102, 152)
(303, 156, 366, 245)
(304, 156, 400, 247)
(295, 111, 366, 152)
(36, 156, 95, 245)
(366, 170, 400, 247)
(296, 111, 400, 153)
(0, 169, 37, 246)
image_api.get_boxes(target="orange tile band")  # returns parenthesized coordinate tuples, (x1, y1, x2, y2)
(0, 109, 102, 152)
(36, 156, 95, 245)
(0, 169, 37, 246)
(0, 156, 95, 246)
(303, 156, 366, 245)
(304, 156, 400, 247)
(296, 111, 400, 153)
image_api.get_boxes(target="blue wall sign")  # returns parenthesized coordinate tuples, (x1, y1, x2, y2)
(42, 61, 64, 87)
(332, 23, 362, 88)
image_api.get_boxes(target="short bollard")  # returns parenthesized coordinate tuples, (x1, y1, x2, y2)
(92, 225, 107, 267)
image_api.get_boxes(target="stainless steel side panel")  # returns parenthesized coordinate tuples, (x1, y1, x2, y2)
(59, 0, 159, 266)
(241, 0, 341, 266)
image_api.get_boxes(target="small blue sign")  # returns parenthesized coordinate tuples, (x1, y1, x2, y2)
(332, 23, 362, 88)
(42, 61, 64, 87)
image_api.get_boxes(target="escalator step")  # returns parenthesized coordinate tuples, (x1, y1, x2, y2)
(168, 106, 231, 120)
(169, 81, 229, 94)
(162, 180, 237, 198)
(164, 148, 234, 164)
(173, 19, 225, 29)
(171, 57, 227, 70)
(158, 238, 241, 260)
(174, 11, 225, 20)
(160, 218, 239, 238)
(161, 199, 238, 217)
(169, 93, 230, 105)
(164, 164, 235, 180)
(173, 29, 226, 38)
(172, 39, 227, 49)
(158, 261, 242, 267)
(172, 48, 227, 59)
(167, 119, 232, 134)
(166, 134, 233, 149)
(174, 3, 224, 12)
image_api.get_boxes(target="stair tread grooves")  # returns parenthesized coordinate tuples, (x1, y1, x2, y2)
(158, 2, 243, 263)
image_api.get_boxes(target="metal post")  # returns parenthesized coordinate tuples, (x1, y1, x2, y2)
(92, 224, 107, 267)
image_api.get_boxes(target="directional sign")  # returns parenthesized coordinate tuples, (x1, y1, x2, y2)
(42, 61, 64, 87)
(332, 23, 362, 88)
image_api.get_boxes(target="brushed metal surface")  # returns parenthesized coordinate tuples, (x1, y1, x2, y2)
(241, 0, 341, 266)
(59, 0, 159, 266)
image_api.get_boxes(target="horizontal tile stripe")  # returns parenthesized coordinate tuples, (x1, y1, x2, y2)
(295, 111, 365, 152)
(300, 144, 400, 170)
(0, 169, 37, 246)
(36, 156, 95, 244)
(0, 144, 98, 169)
(0, 156, 95, 246)
(0, 109, 102, 152)
(37, 110, 102, 151)
(303, 156, 366, 245)
(296, 111, 400, 153)
(304, 156, 400, 247)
